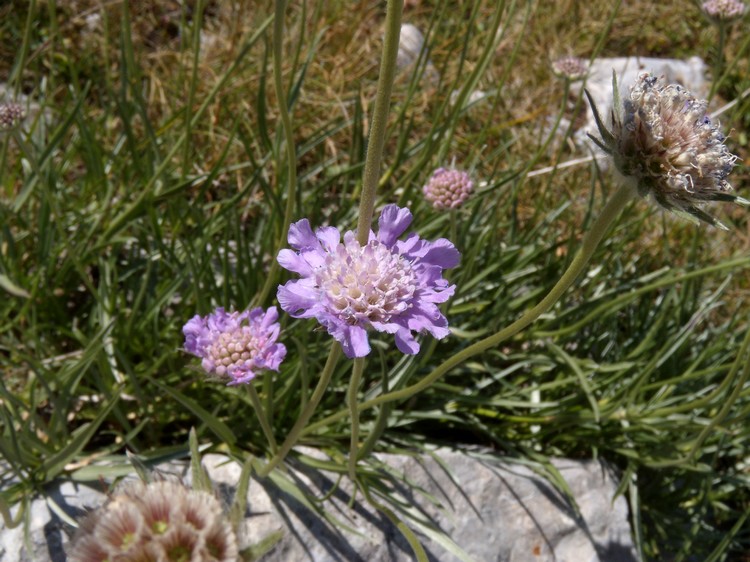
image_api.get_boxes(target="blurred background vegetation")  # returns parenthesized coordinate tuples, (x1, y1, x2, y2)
(1, 0, 749, 559)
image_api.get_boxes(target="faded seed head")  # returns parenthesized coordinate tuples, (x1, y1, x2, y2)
(586, 72, 747, 229)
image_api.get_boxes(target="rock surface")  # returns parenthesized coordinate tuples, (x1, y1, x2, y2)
(0, 449, 638, 561)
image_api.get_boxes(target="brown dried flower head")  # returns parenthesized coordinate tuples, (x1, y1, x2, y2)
(701, 0, 747, 23)
(551, 56, 588, 82)
(68, 480, 238, 562)
(586, 72, 747, 229)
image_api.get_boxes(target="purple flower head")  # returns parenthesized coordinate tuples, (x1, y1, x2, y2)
(183, 306, 286, 385)
(423, 168, 474, 210)
(277, 204, 460, 358)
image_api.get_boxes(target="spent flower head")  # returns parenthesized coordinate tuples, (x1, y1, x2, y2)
(423, 168, 474, 209)
(586, 72, 747, 229)
(183, 306, 286, 384)
(551, 56, 589, 82)
(277, 204, 460, 358)
(0, 102, 25, 131)
(68, 480, 238, 562)
(701, 0, 747, 23)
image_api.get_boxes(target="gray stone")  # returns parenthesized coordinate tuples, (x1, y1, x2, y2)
(0, 449, 638, 561)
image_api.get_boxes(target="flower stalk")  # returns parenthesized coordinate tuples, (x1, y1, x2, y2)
(356, 0, 404, 243)
(257, 343, 341, 477)
(299, 184, 634, 430)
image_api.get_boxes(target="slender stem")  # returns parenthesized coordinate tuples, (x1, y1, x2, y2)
(263, 370, 274, 432)
(246, 384, 277, 455)
(347, 359, 365, 482)
(257, 343, 341, 477)
(355, 0, 403, 243)
(301, 184, 634, 433)
(256, 0, 300, 305)
(357, 363, 391, 461)
(708, 23, 727, 102)
(361, 184, 633, 409)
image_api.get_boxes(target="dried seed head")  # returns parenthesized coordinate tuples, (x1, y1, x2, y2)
(586, 72, 747, 229)
(68, 480, 238, 562)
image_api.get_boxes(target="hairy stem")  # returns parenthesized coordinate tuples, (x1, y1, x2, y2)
(355, 0, 404, 243)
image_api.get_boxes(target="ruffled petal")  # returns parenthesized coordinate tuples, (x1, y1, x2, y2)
(277, 280, 319, 318)
(377, 205, 413, 247)
(288, 219, 319, 250)
(277, 249, 314, 276)
(316, 226, 341, 253)
(344, 324, 371, 358)
(394, 328, 420, 355)
(403, 237, 460, 268)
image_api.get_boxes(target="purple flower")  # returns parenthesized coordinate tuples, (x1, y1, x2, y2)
(183, 307, 286, 385)
(423, 168, 474, 210)
(277, 205, 460, 358)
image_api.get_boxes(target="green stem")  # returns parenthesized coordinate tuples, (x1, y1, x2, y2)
(347, 358, 365, 482)
(709, 23, 727, 102)
(247, 384, 278, 455)
(301, 184, 634, 432)
(355, 0, 403, 244)
(257, 343, 341, 477)
(256, 0, 300, 305)
(357, 365, 391, 461)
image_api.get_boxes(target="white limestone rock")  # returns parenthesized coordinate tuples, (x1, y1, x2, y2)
(0, 449, 638, 562)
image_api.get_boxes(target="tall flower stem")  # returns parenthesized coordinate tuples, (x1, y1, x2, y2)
(247, 384, 278, 455)
(300, 184, 634, 434)
(355, 0, 403, 243)
(256, 0, 300, 306)
(709, 23, 728, 102)
(360, 184, 634, 409)
(347, 359, 365, 483)
(257, 343, 341, 477)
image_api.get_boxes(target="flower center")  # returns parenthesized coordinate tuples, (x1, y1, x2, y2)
(208, 330, 262, 376)
(315, 237, 418, 325)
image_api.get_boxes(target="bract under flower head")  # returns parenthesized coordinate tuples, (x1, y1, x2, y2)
(586, 72, 747, 229)
(277, 204, 460, 358)
(183, 306, 286, 384)
(423, 168, 474, 209)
